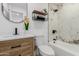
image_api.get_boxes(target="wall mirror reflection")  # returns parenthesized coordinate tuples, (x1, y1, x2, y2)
(1, 3, 28, 23)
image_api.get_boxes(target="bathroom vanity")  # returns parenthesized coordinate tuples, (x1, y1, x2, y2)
(0, 32, 43, 56)
(0, 29, 44, 56)
(0, 37, 35, 56)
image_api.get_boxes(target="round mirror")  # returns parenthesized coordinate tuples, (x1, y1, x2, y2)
(1, 3, 28, 23)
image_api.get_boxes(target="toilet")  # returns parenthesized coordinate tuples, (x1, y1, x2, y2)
(36, 37, 55, 56)
(38, 45, 55, 56)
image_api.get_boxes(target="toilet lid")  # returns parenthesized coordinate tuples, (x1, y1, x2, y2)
(38, 45, 55, 55)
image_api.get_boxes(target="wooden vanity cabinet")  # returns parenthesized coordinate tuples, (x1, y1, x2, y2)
(0, 37, 35, 56)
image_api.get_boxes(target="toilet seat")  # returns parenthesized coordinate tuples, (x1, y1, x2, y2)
(38, 45, 55, 56)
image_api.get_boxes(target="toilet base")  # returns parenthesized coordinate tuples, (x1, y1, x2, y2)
(37, 45, 55, 56)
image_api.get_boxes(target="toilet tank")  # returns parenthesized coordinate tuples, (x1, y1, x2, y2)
(35, 36, 48, 46)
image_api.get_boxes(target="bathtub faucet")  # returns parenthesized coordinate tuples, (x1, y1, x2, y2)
(53, 36, 57, 43)
(53, 38, 57, 43)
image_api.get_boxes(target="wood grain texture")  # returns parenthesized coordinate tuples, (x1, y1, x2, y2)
(0, 37, 35, 56)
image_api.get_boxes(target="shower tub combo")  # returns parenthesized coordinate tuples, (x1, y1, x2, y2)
(49, 39, 79, 56)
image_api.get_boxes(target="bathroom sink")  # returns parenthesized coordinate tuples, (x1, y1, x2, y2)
(0, 32, 43, 41)
(0, 35, 19, 38)
(0, 34, 22, 41)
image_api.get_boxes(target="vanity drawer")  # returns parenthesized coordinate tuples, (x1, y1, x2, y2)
(0, 37, 33, 46)
(1, 46, 33, 56)
(0, 38, 33, 49)
(0, 37, 35, 56)
(7, 37, 33, 47)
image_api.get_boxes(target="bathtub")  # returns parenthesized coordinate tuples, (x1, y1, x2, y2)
(49, 39, 79, 56)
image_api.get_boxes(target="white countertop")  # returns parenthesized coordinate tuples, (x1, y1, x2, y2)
(0, 31, 44, 41)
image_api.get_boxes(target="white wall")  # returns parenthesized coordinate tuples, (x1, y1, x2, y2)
(0, 3, 48, 45)
(49, 3, 79, 42)
(28, 3, 48, 45)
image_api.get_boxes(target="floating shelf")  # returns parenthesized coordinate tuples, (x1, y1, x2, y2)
(32, 10, 48, 21)
(32, 10, 47, 16)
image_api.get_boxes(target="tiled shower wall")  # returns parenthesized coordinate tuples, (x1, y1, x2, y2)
(49, 3, 79, 42)
(48, 3, 59, 42)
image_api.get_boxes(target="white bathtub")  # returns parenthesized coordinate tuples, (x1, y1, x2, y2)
(49, 40, 79, 56)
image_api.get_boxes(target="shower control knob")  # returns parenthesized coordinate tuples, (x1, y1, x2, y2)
(53, 38, 56, 43)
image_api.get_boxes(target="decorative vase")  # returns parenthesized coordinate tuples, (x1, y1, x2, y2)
(24, 16, 29, 30)
(24, 22, 29, 30)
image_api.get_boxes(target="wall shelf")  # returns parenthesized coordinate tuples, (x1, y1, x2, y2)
(32, 10, 47, 16)
(32, 10, 48, 21)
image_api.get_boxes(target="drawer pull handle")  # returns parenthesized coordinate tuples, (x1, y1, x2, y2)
(11, 45, 21, 49)
(19, 54, 21, 56)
